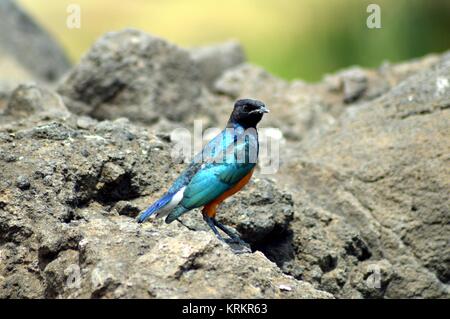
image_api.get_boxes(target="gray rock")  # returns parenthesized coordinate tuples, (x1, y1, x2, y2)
(323, 53, 443, 105)
(340, 68, 368, 103)
(58, 29, 218, 127)
(5, 84, 70, 118)
(219, 178, 294, 244)
(16, 175, 30, 190)
(113, 201, 140, 218)
(65, 218, 331, 299)
(0, 0, 70, 82)
(269, 54, 450, 298)
(0, 56, 35, 113)
(213, 64, 338, 141)
(0, 113, 330, 299)
(213, 55, 444, 142)
(190, 40, 246, 89)
(214, 63, 287, 98)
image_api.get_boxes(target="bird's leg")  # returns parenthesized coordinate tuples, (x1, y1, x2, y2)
(213, 219, 246, 244)
(203, 215, 251, 254)
(176, 218, 197, 231)
(202, 214, 225, 242)
(213, 218, 251, 254)
(202, 204, 250, 253)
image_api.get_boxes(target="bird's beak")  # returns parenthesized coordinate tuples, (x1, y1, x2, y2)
(249, 105, 270, 114)
(259, 106, 270, 113)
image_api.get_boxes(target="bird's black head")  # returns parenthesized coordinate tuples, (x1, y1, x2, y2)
(228, 99, 269, 128)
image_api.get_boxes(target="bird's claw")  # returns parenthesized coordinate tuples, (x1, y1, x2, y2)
(224, 237, 247, 245)
(224, 238, 252, 254)
(203, 215, 251, 253)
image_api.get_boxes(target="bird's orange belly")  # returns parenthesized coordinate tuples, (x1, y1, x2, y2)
(202, 168, 254, 218)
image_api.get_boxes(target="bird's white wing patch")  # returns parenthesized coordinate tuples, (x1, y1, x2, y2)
(155, 187, 186, 218)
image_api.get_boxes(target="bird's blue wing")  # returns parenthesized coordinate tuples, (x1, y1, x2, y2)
(166, 127, 237, 194)
(174, 124, 257, 209)
(180, 162, 255, 209)
(140, 124, 258, 223)
(138, 129, 237, 222)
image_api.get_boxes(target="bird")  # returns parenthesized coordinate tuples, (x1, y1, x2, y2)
(137, 99, 269, 244)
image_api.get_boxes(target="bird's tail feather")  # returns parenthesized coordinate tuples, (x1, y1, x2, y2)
(165, 205, 189, 224)
(137, 194, 173, 223)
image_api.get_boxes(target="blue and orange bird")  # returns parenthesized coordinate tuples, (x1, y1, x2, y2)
(137, 99, 269, 244)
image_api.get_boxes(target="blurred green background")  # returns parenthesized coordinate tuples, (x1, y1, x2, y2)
(18, 0, 450, 81)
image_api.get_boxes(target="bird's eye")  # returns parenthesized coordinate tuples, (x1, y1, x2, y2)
(243, 105, 252, 112)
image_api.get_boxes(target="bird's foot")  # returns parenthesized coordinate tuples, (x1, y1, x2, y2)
(213, 219, 241, 239)
(224, 238, 251, 254)
(203, 215, 251, 254)
(224, 236, 247, 245)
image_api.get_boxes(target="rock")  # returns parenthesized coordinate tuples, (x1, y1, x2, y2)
(0, 0, 70, 82)
(43, 249, 80, 298)
(323, 53, 443, 105)
(76, 116, 98, 130)
(214, 55, 444, 142)
(269, 53, 450, 298)
(16, 175, 30, 190)
(57, 29, 218, 127)
(219, 178, 294, 244)
(324, 67, 383, 104)
(1, 28, 449, 299)
(350, 260, 394, 299)
(113, 201, 140, 218)
(190, 40, 246, 89)
(0, 114, 330, 299)
(5, 84, 70, 118)
(63, 218, 331, 299)
(340, 68, 368, 103)
(213, 64, 339, 141)
(0, 55, 35, 113)
(214, 63, 288, 99)
(14, 122, 78, 141)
